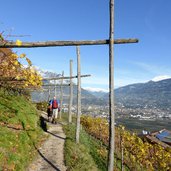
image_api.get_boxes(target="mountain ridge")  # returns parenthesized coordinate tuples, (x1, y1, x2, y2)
(112, 78, 171, 110)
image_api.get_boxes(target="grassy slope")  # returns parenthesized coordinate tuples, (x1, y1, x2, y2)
(62, 112, 107, 171)
(0, 91, 45, 170)
(63, 124, 100, 171)
(62, 114, 131, 171)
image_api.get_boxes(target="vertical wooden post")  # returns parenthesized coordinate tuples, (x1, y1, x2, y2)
(121, 136, 124, 171)
(48, 86, 50, 101)
(55, 81, 57, 97)
(108, 0, 115, 171)
(76, 46, 81, 144)
(68, 59, 73, 123)
(59, 71, 64, 119)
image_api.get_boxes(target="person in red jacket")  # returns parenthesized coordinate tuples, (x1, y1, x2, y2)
(51, 96, 59, 124)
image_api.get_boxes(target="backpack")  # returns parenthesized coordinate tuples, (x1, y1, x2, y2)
(52, 100, 58, 109)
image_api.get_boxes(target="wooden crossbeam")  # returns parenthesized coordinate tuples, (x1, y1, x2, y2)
(43, 74, 91, 80)
(0, 39, 138, 48)
(68, 60, 73, 123)
(42, 84, 70, 86)
(23, 87, 42, 90)
(0, 77, 26, 81)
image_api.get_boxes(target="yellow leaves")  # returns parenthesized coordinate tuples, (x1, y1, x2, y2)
(19, 53, 26, 58)
(14, 61, 19, 66)
(11, 53, 18, 59)
(130, 155, 136, 162)
(39, 76, 42, 81)
(0, 48, 42, 90)
(26, 57, 32, 66)
(145, 160, 153, 170)
(15, 76, 20, 80)
(120, 125, 125, 130)
(158, 161, 167, 169)
(141, 148, 145, 154)
(16, 39, 22, 46)
(23, 67, 42, 88)
(12, 66, 16, 70)
(97, 147, 107, 158)
(30, 68, 35, 73)
(81, 115, 171, 170)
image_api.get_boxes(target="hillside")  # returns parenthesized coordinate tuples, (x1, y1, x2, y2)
(0, 90, 45, 170)
(112, 78, 171, 109)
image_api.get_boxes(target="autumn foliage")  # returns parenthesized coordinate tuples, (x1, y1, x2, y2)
(0, 47, 42, 91)
(81, 116, 171, 170)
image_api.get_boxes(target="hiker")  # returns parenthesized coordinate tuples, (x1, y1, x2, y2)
(51, 96, 59, 124)
(47, 100, 52, 122)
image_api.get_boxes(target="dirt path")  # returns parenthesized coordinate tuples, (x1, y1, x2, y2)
(27, 113, 67, 171)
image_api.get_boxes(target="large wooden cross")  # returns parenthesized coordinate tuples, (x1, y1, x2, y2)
(0, 1, 138, 170)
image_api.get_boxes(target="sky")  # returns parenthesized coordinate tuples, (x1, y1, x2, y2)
(1, 0, 171, 91)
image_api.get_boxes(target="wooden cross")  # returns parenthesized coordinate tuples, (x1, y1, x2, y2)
(0, 1, 138, 170)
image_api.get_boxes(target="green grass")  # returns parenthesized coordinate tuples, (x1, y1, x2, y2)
(63, 124, 100, 171)
(61, 113, 131, 171)
(0, 90, 45, 170)
(61, 111, 107, 171)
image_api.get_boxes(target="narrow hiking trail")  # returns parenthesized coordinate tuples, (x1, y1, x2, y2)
(27, 113, 67, 171)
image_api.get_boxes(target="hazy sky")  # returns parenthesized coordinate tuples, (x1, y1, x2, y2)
(1, 0, 171, 91)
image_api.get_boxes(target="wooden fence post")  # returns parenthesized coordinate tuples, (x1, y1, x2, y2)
(55, 82, 57, 97)
(48, 86, 50, 102)
(59, 71, 64, 119)
(68, 60, 73, 123)
(76, 46, 81, 144)
(108, 0, 115, 171)
(121, 134, 124, 171)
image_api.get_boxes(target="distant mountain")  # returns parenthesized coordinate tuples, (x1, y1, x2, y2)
(88, 91, 108, 98)
(32, 69, 171, 109)
(31, 85, 104, 105)
(37, 69, 61, 79)
(31, 71, 105, 105)
(84, 87, 108, 98)
(109, 78, 171, 109)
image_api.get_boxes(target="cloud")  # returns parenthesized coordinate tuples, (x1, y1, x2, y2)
(151, 75, 171, 82)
